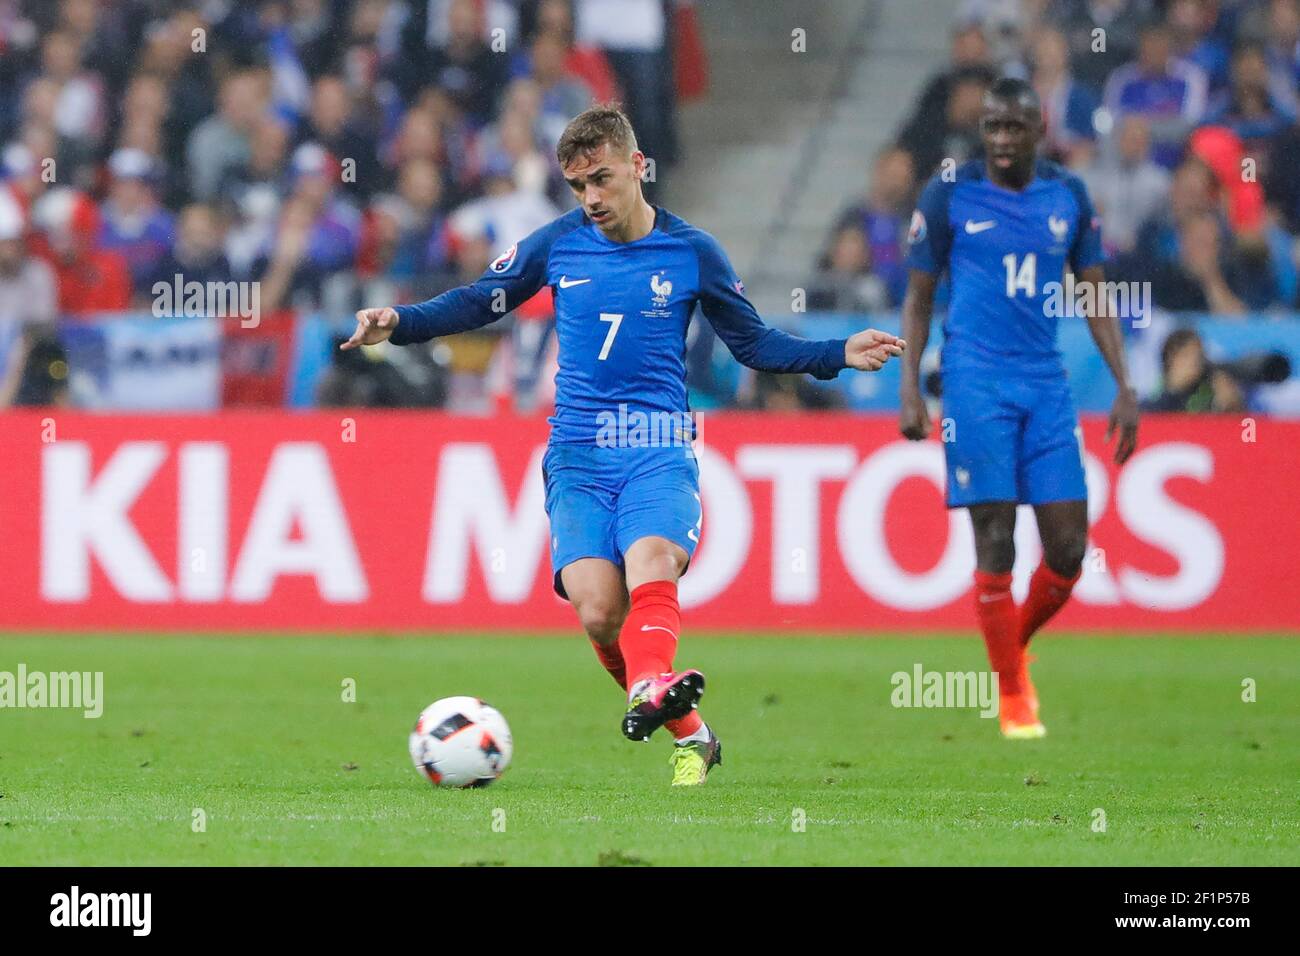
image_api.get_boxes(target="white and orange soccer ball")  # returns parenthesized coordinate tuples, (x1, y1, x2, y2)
(408, 696, 513, 788)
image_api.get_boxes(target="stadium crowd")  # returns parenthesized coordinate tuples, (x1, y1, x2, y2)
(0, 0, 699, 407)
(0, 0, 1295, 413)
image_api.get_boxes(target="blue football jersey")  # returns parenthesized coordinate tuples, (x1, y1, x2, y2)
(906, 159, 1104, 378)
(391, 206, 847, 443)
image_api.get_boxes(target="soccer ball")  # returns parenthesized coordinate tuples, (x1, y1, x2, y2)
(408, 696, 513, 788)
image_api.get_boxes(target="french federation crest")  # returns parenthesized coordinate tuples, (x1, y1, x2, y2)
(651, 272, 672, 307)
(1048, 215, 1070, 242)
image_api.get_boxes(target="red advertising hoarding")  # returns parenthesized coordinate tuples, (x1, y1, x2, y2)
(1, 411, 1293, 632)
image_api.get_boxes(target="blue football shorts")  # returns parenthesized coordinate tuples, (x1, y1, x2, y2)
(541, 443, 702, 599)
(940, 370, 1088, 508)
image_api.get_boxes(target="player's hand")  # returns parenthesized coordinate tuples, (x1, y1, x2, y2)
(899, 388, 931, 441)
(845, 329, 905, 372)
(1107, 387, 1139, 465)
(341, 307, 400, 350)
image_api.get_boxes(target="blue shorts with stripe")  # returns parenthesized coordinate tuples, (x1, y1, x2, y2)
(542, 443, 701, 599)
(940, 370, 1087, 508)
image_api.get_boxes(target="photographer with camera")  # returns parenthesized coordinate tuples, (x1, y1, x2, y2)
(1144, 327, 1292, 413)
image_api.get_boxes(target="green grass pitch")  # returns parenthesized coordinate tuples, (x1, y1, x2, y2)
(1, 634, 1296, 866)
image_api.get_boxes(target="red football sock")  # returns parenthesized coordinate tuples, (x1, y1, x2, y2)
(1019, 562, 1080, 647)
(665, 711, 703, 739)
(619, 580, 681, 690)
(589, 638, 627, 690)
(974, 570, 1023, 696)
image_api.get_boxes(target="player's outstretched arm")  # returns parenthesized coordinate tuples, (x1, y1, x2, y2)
(899, 269, 939, 440)
(342, 219, 567, 350)
(1077, 264, 1139, 464)
(691, 231, 901, 379)
(340, 282, 515, 351)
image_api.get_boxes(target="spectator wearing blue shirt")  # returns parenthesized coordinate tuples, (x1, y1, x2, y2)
(1202, 42, 1298, 161)
(831, 146, 916, 306)
(1103, 22, 1209, 168)
(98, 148, 176, 297)
(1032, 27, 1099, 166)
(1263, 0, 1300, 92)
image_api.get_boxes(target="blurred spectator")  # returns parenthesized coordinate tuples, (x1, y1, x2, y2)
(116, 73, 169, 167)
(1166, 0, 1232, 93)
(397, 0, 509, 124)
(1265, 117, 1300, 234)
(523, 0, 621, 104)
(573, 0, 678, 175)
(957, 0, 1045, 72)
(1262, 0, 1300, 92)
(364, 158, 453, 295)
(187, 70, 269, 202)
(297, 75, 382, 200)
(257, 143, 362, 312)
(139, 10, 216, 173)
(39, 29, 105, 153)
(898, 24, 995, 177)
(150, 204, 233, 290)
(30, 187, 131, 316)
(0, 188, 57, 394)
(447, 154, 560, 270)
(807, 225, 892, 313)
(1031, 26, 1098, 166)
(99, 148, 175, 296)
(529, 31, 596, 152)
(900, 66, 991, 177)
(221, 116, 291, 278)
(1142, 210, 1248, 313)
(1201, 41, 1297, 169)
(2, 140, 52, 217)
(1080, 114, 1170, 253)
(1127, 157, 1215, 262)
(1102, 22, 1209, 168)
(831, 147, 916, 304)
(1049, 0, 1154, 94)
(1144, 327, 1245, 411)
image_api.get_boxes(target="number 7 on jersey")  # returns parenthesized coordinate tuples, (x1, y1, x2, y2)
(598, 312, 623, 360)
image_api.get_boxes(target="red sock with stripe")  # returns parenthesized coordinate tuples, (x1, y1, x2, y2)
(974, 570, 1022, 696)
(589, 639, 627, 690)
(1019, 562, 1080, 647)
(619, 580, 680, 692)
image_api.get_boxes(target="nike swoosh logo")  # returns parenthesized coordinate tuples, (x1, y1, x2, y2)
(640, 625, 677, 635)
(978, 591, 1011, 603)
(965, 220, 997, 234)
(558, 276, 591, 288)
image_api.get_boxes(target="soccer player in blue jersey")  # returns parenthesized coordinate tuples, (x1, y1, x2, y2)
(343, 106, 905, 785)
(898, 78, 1139, 739)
